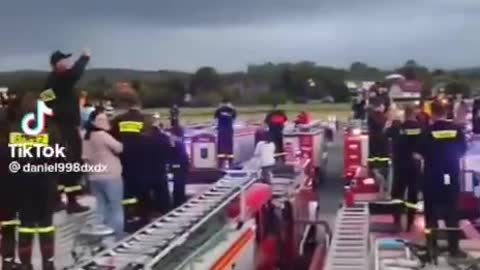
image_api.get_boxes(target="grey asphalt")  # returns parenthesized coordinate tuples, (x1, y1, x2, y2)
(318, 132, 344, 228)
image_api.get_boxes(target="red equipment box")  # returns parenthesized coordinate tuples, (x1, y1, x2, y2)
(343, 133, 368, 178)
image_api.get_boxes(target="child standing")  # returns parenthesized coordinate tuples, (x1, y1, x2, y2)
(82, 108, 125, 240)
(254, 134, 276, 184)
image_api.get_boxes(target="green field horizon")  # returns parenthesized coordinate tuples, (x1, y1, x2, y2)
(144, 103, 351, 124)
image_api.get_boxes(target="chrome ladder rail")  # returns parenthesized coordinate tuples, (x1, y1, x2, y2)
(324, 202, 370, 270)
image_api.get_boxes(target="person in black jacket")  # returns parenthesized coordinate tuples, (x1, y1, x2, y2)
(170, 104, 180, 129)
(386, 105, 423, 232)
(110, 90, 149, 231)
(10, 92, 62, 270)
(0, 95, 19, 270)
(352, 96, 366, 120)
(265, 104, 288, 156)
(167, 133, 190, 207)
(367, 98, 390, 185)
(214, 99, 237, 168)
(40, 49, 91, 214)
(417, 100, 468, 258)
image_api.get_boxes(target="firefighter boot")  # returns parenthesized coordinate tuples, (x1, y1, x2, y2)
(39, 227, 55, 270)
(18, 229, 34, 270)
(393, 211, 403, 233)
(448, 229, 467, 258)
(66, 193, 89, 214)
(425, 230, 438, 265)
(406, 209, 415, 233)
(54, 188, 65, 212)
(1, 224, 19, 270)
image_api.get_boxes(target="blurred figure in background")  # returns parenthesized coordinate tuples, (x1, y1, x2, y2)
(214, 99, 237, 168)
(454, 100, 469, 130)
(253, 133, 276, 184)
(352, 96, 367, 120)
(170, 104, 180, 129)
(167, 132, 190, 207)
(473, 98, 480, 135)
(82, 108, 125, 240)
(265, 104, 287, 157)
(294, 111, 311, 126)
(80, 91, 95, 129)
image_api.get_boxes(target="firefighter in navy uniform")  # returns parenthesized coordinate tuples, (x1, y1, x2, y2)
(0, 95, 19, 270)
(214, 99, 237, 168)
(417, 100, 468, 259)
(265, 104, 288, 157)
(167, 133, 190, 207)
(385, 105, 423, 232)
(41, 49, 90, 213)
(110, 90, 147, 231)
(10, 92, 62, 270)
(132, 117, 172, 222)
(170, 104, 180, 129)
(367, 98, 391, 186)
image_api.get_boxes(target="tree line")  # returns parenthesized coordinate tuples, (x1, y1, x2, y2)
(1, 60, 479, 108)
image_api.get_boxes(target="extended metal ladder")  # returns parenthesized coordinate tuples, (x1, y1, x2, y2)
(324, 202, 370, 270)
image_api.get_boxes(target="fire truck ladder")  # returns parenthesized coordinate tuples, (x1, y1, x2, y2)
(324, 202, 370, 270)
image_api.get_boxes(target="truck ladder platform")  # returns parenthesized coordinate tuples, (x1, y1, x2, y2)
(324, 202, 370, 270)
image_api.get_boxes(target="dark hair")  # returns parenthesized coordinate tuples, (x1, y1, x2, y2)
(404, 105, 416, 119)
(84, 107, 105, 140)
(431, 100, 447, 117)
(116, 90, 140, 108)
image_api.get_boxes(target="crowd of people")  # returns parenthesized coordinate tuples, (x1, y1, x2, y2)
(352, 84, 480, 259)
(0, 47, 306, 269)
(0, 50, 190, 270)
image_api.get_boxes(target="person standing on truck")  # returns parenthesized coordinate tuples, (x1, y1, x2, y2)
(253, 133, 276, 184)
(265, 104, 288, 157)
(110, 89, 148, 231)
(352, 96, 367, 120)
(40, 49, 91, 214)
(11, 92, 62, 270)
(170, 104, 180, 129)
(386, 105, 423, 232)
(367, 98, 391, 190)
(214, 99, 237, 168)
(417, 100, 468, 258)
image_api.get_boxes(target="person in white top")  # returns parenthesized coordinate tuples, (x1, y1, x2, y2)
(254, 134, 276, 183)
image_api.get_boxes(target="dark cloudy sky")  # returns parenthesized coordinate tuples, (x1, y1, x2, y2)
(0, 0, 479, 72)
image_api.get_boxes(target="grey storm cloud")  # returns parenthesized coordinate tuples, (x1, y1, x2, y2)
(0, 0, 479, 71)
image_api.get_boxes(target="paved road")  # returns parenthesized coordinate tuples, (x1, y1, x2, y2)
(318, 132, 344, 228)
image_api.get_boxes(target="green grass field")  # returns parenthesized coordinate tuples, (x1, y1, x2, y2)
(145, 103, 351, 125)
